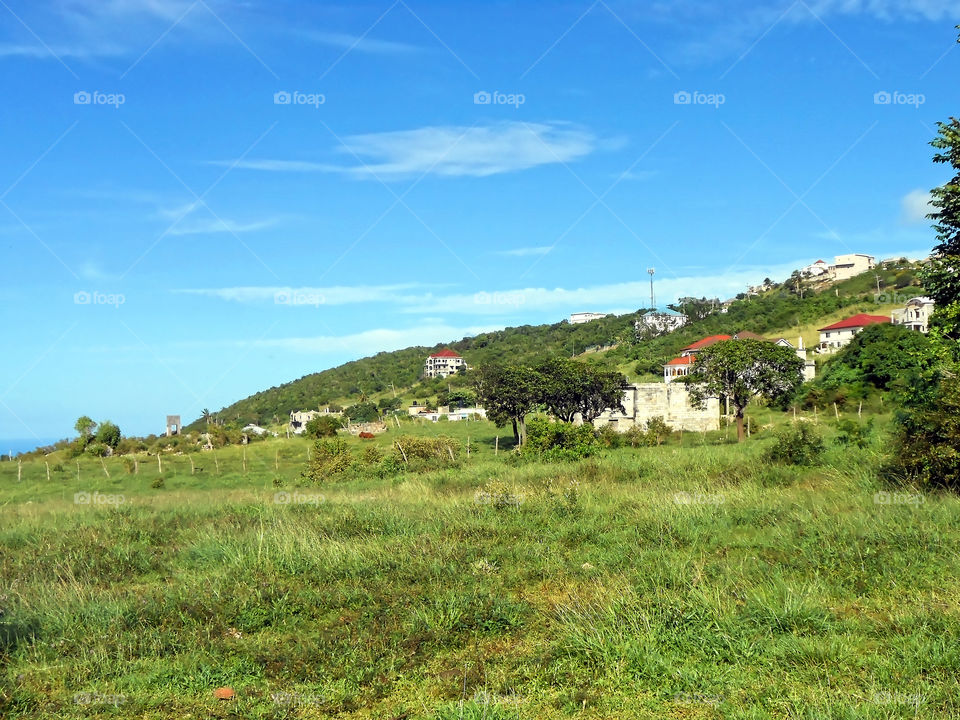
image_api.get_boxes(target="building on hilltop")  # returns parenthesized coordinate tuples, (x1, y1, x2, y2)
(801, 259, 831, 277)
(830, 254, 875, 281)
(663, 335, 732, 384)
(665, 332, 817, 383)
(635, 309, 688, 337)
(424, 349, 467, 378)
(569, 311, 609, 324)
(891, 296, 935, 334)
(817, 313, 889, 353)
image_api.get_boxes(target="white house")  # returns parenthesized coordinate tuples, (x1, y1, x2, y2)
(774, 337, 816, 381)
(569, 311, 609, 324)
(817, 313, 889, 353)
(424, 349, 467, 378)
(891, 296, 935, 334)
(830, 254, 875, 281)
(801, 259, 831, 277)
(635, 309, 688, 336)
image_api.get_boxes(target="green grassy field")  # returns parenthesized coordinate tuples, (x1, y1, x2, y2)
(2, 414, 958, 719)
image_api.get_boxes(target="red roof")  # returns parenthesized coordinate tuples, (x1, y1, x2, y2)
(666, 355, 696, 366)
(681, 334, 732, 352)
(818, 314, 890, 332)
(430, 349, 462, 358)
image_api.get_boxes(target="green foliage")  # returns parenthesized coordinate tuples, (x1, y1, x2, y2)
(84, 442, 108, 457)
(94, 421, 121, 449)
(304, 415, 343, 438)
(919, 116, 960, 341)
(688, 339, 804, 441)
(883, 371, 960, 490)
(834, 419, 874, 448)
(536, 357, 626, 423)
(392, 435, 461, 462)
(73, 416, 96, 439)
(523, 417, 600, 461)
(344, 402, 380, 423)
(150, 477, 165, 489)
(644, 416, 673, 446)
(377, 396, 403, 412)
(302, 438, 352, 482)
(765, 422, 825, 466)
(473, 363, 542, 445)
(816, 324, 944, 391)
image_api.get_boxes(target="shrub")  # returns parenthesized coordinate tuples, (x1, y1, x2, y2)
(392, 435, 460, 462)
(302, 438, 352, 482)
(835, 418, 874, 448)
(85, 442, 108, 457)
(644, 416, 673, 446)
(883, 373, 960, 490)
(151, 477, 165, 489)
(765, 422, 825, 466)
(596, 424, 623, 449)
(304, 415, 342, 438)
(523, 417, 600, 461)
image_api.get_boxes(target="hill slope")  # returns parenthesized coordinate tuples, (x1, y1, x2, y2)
(193, 265, 924, 430)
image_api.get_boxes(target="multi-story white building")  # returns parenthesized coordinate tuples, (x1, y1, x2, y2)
(817, 313, 889, 353)
(891, 296, 935, 334)
(831, 254, 875, 281)
(424, 349, 467, 378)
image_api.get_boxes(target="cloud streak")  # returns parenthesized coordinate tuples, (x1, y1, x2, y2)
(218, 122, 597, 179)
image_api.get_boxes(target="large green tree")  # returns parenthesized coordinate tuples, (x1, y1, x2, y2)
(74, 416, 96, 439)
(536, 357, 626, 423)
(473, 363, 542, 445)
(687, 339, 804, 442)
(921, 29, 960, 343)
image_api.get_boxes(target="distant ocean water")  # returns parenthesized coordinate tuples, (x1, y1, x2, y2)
(1, 438, 61, 457)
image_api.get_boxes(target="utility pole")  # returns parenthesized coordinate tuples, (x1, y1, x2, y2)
(647, 268, 656, 309)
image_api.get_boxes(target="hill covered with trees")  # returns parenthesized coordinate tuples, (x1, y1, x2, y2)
(191, 262, 925, 430)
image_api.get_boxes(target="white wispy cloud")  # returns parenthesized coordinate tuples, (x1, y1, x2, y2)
(496, 246, 553, 257)
(634, 0, 954, 66)
(169, 217, 280, 236)
(218, 122, 597, 179)
(901, 188, 933, 224)
(304, 30, 423, 55)
(175, 284, 430, 306)
(176, 261, 814, 317)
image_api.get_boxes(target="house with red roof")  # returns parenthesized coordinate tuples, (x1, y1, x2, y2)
(664, 334, 733, 383)
(817, 313, 890, 353)
(423, 349, 468, 378)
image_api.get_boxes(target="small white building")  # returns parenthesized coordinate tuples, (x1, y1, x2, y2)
(801, 259, 831, 277)
(817, 313, 889, 353)
(569, 312, 609, 324)
(242, 424, 269, 436)
(831, 254, 875, 281)
(636, 310, 688, 336)
(424, 349, 467, 378)
(774, 337, 816, 382)
(891, 296, 935, 334)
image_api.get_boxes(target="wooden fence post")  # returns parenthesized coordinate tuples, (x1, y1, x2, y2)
(45, 461, 50, 481)
(495, 436, 499, 456)
(100, 457, 110, 478)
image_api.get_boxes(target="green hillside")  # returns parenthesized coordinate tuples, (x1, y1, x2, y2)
(194, 261, 925, 430)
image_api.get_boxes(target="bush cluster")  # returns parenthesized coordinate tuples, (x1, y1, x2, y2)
(765, 422, 825, 466)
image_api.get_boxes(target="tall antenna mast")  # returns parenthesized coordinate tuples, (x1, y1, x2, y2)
(647, 267, 656, 309)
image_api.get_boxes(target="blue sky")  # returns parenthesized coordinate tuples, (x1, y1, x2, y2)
(0, 0, 955, 440)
